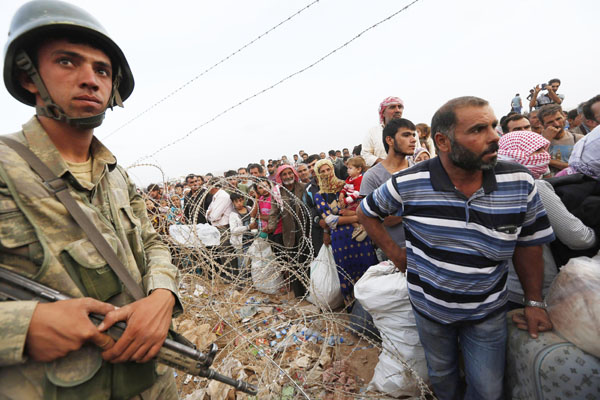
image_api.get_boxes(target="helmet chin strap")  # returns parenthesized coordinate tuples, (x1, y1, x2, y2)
(16, 50, 122, 130)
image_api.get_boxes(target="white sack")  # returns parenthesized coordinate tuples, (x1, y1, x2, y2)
(248, 237, 284, 294)
(306, 245, 344, 310)
(546, 254, 600, 358)
(354, 261, 428, 398)
(169, 223, 220, 247)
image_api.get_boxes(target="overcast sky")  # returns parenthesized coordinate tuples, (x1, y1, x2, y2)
(1, 0, 598, 186)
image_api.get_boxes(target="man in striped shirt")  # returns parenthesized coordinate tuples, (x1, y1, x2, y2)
(358, 96, 555, 400)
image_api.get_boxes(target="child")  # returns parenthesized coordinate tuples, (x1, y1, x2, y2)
(414, 148, 431, 163)
(339, 156, 367, 241)
(229, 192, 253, 281)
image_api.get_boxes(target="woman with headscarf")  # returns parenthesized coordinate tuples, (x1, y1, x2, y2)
(498, 130, 597, 308)
(313, 159, 378, 304)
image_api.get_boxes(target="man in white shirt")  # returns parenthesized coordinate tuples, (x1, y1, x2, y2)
(207, 182, 234, 228)
(361, 96, 419, 167)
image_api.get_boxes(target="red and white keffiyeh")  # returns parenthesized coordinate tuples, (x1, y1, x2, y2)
(498, 130, 550, 179)
(378, 96, 404, 124)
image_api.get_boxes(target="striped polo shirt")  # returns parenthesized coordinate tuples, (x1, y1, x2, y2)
(360, 157, 555, 324)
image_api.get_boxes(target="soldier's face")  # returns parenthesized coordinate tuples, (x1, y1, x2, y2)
(23, 39, 113, 119)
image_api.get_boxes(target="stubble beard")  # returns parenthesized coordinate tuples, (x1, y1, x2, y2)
(448, 138, 499, 171)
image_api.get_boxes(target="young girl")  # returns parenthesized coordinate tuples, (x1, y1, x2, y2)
(339, 156, 367, 241)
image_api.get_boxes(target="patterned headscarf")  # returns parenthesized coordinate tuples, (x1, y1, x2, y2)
(555, 125, 600, 179)
(315, 159, 345, 194)
(379, 96, 404, 124)
(414, 147, 431, 162)
(275, 165, 299, 185)
(498, 130, 550, 179)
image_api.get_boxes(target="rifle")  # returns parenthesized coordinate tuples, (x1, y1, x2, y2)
(0, 267, 257, 396)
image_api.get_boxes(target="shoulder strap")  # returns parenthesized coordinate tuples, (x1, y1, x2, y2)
(0, 137, 145, 300)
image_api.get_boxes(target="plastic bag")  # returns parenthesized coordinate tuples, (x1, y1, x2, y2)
(546, 254, 600, 358)
(306, 245, 343, 310)
(247, 237, 284, 294)
(354, 261, 428, 398)
(169, 223, 220, 247)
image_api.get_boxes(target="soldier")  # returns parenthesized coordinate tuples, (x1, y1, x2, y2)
(0, 1, 181, 399)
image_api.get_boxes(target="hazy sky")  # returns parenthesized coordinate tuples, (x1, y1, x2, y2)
(1, 0, 598, 186)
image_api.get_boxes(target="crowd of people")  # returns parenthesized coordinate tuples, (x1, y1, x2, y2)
(142, 85, 600, 399)
(5, 0, 598, 398)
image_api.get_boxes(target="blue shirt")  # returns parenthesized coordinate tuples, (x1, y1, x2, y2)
(360, 157, 555, 324)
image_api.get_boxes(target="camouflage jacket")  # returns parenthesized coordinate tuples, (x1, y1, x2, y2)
(0, 117, 182, 394)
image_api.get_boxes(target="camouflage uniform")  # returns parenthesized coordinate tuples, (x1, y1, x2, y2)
(0, 117, 181, 399)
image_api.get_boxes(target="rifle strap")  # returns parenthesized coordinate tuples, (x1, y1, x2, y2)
(0, 137, 145, 301)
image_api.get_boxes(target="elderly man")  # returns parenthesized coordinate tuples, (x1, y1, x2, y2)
(359, 96, 555, 400)
(296, 163, 311, 184)
(361, 96, 419, 166)
(266, 165, 310, 296)
(0, 1, 181, 398)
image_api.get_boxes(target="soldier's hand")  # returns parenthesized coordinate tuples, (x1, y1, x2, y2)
(99, 288, 175, 363)
(26, 298, 117, 362)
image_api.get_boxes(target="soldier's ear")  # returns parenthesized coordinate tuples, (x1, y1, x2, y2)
(18, 70, 38, 95)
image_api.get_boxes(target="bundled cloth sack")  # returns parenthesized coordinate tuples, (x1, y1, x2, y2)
(247, 237, 284, 294)
(546, 254, 600, 358)
(306, 245, 344, 310)
(354, 261, 428, 397)
(169, 223, 220, 247)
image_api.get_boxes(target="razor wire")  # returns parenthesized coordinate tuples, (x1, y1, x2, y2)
(101, 0, 321, 142)
(128, 165, 434, 399)
(129, 0, 423, 167)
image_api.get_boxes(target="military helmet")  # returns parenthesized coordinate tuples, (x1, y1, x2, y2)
(3, 0, 134, 128)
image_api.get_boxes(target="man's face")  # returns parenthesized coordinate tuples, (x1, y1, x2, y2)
(307, 159, 318, 177)
(175, 186, 183, 195)
(541, 111, 565, 131)
(293, 154, 298, 161)
(280, 168, 295, 187)
(238, 168, 247, 175)
(548, 82, 560, 92)
(186, 177, 200, 192)
(383, 103, 404, 124)
(260, 160, 266, 166)
(149, 189, 160, 200)
(302, 153, 308, 161)
(26, 39, 113, 119)
(319, 152, 326, 159)
(446, 105, 499, 171)
(343, 149, 350, 157)
(591, 101, 600, 125)
(267, 164, 275, 175)
(297, 164, 310, 182)
(249, 167, 261, 177)
(507, 117, 532, 132)
(390, 128, 418, 156)
(529, 111, 542, 133)
(336, 151, 342, 158)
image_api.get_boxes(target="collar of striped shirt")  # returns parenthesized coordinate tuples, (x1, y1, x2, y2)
(429, 156, 497, 195)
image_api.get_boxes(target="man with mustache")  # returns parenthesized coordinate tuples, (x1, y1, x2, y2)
(358, 96, 555, 400)
(266, 165, 310, 297)
(361, 96, 406, 167)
